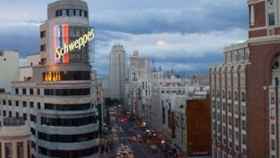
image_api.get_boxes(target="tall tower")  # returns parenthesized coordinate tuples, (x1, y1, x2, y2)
(16, 0, 98, 157)
(109, 44, 126, 101)
(35, 0, 98, 157)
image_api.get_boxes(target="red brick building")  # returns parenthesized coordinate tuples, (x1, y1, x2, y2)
(209, 0, 280, 157)
(186, 98, 211, 157)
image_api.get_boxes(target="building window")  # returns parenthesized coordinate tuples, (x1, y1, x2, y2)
(272, 139, 276, 150)
(30, 114, 37, 123)
(4, 143, 12, 158)
(30, 114, 37, 122)
(269, 13, 276, 26)
(40, 31, 46, 38)
(38, 146, 98, 157)
(27, 141, 31, 158)
(30, 89, 34, 95)
(23, 101, 27, 108)
(241, 106, 246, 116)
(8, 111, 12, 117)
(84, 11, 88, 17)
(44, 103, 91, 111)
(44, 88, 90, 96)
(234, 91, 238, 100)
(37, 89, 40, 95)
(55, 10, 62, 17)
(75, 9, 80, 16)
(271, 97, 275, 104)
(15, 101, 19, 106)
(30, 102, 34, 108)
(228, 91, 231, 99)
(268, 0, 274, 6)
(37, 103, 41, 109)
(23, 113, 27, 120)
(241, 92, 246, 102)
(8, 100, 12, 106)
(242, 120, 246, 130)
(43, 71, 91, 81)
(66, 9, 70, 16)
(41, 115, 97, 126)
(3, 111, 6, 117)
(73, 9, 77, 16)
(69, 9, 74, 16)
(38, 131, 98, 143)
(162, 106, 166, 124)
(15, 88, 19, 95)
(271, 124, 275, 135)
(40, 45, 46, 51)
(22, 88, 26, 95)
(242, 134, 246, 145)
(62, 10, 67, 16)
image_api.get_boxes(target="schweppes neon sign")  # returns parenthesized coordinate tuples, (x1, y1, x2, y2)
(55, 28, 95, 60)
(53, 23, 95, 64)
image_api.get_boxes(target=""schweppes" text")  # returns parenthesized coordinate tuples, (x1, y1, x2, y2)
(55, 28, 95, 59)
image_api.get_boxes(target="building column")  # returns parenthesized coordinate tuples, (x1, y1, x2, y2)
(12, 141, 17, 158)
(23, 140, 28, 158)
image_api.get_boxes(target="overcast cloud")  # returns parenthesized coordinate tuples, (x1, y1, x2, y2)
(0, 0, 248, 75)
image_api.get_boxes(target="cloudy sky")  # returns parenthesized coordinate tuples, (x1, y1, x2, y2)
(0, 0, 248, 75)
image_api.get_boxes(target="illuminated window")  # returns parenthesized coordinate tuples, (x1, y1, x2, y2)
(42, 71, 90, 81)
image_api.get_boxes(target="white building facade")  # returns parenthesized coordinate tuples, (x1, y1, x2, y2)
(109, 45, 126, 101)
(0, 50, 19, 92)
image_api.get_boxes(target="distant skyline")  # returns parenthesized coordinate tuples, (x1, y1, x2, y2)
(0, 0, 248, 75)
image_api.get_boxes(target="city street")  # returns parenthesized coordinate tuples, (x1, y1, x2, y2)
(99, 107, 168, 158)
(117, 119, 163, 158)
